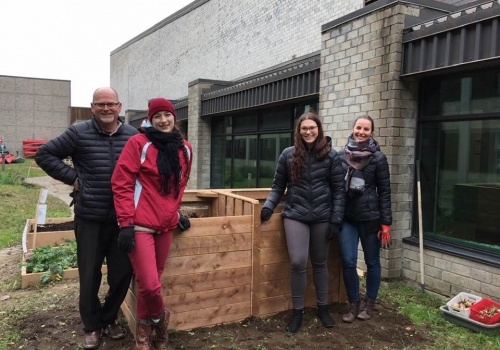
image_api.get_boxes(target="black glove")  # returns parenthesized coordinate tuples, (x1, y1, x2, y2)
(118, 226, 135, 253)
(178, 215, 191, 232)
(260, 207, 273, 222)
(326, 223, 341, 241)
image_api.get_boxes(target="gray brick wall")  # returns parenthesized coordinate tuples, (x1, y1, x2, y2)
(111, 0, 363, 112)
(320, 3, 419, 278)
(0, 76, 70, 156)
(403, 243, 500, 300)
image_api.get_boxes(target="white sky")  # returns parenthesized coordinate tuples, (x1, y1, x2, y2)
(0, 0, 193, 107)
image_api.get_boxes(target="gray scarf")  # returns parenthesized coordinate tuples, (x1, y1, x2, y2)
(343, 135, 377, 195)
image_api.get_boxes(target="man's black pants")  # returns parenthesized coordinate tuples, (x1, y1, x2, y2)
(74, 216, 133, 332)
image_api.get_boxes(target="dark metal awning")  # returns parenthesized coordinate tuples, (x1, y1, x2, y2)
(402, 1, 500, 77)
(200, 54, 321, 116)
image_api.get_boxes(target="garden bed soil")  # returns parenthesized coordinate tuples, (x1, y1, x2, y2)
(1, 245, 436, 350)
(35, 221, 75, 232)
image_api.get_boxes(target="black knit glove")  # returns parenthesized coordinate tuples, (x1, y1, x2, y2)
(326, 223, 341, 241)
(178, 215, 191, 232)
(260, 207, 273, 222)
(118, 226, 135, 253)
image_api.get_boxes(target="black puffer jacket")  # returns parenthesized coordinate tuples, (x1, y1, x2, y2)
(339, 147, 392, 225)
(35, 117, 138, 222)
(263, 146, 345, 224)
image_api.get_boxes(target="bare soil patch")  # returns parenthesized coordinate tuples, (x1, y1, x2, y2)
(0, 245, 435, 350)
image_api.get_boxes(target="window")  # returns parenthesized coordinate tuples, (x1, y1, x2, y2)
(210, 101, 318, 188)
(418, 70, 500, 255)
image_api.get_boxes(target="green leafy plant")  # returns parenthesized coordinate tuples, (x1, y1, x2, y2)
(21, 239, 77, 284)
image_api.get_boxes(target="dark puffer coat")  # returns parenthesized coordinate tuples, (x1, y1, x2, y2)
(339, 147, 392, 226)
(35, 117, 138, 222)
(263, 146, 345, 224)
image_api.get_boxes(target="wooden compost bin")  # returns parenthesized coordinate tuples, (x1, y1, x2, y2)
(21, 216, 107, 288)
(121, 189, 346, 336)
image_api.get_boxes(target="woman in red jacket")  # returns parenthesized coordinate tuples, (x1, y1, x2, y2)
(111, 98, 192, 350)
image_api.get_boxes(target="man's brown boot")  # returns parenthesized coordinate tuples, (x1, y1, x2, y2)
(357, 298, 376, 320)
(152, 309, 171, 349)
(82, 330, 101, 349)
(136, 322, 153, 350)
(342, 300, 360, 323)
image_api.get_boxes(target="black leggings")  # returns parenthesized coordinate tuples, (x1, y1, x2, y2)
(284, 218, 330, 310)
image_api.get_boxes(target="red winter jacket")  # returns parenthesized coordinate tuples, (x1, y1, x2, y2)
(111, 133, 192, 231)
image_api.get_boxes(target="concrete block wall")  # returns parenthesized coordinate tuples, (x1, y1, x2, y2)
(111, 0, 363, 112)
(0, 75, 71, 156)
(403, 243, 500, 300)
(320, 3, 420, 278)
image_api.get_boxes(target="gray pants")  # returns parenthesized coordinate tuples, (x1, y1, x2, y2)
(284, 218, 330, 310)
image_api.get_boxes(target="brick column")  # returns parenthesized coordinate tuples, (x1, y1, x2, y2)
(320, 3, 420, 278)
(187, 80, 213, 190)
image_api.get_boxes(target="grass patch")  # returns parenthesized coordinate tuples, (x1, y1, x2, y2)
(0, 159, 72, 249)
(378, 279, 500, 350)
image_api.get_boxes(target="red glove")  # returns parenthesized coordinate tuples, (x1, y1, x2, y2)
(377, 224, 391, 248)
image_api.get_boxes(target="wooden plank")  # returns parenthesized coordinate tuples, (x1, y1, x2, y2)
(162, 267, 252, 295)
(224, 189, 272, 200)
(260, 247, 289, 265)
(192, 190, 218, 198)
(26, 231, 75, 249)
(257, 288, 319, 316)
(170, 301, 251, 331)
(21, 265, 108, 288)
(172, 216, 252, 237)
(211, 190, 260, 204)
(258, 278, 289, 298)
(259, 214, 283, 232)
(259, 229, 286, 249)
(226, 197, 235, 216)
(164, 250, 251, 276)
(169, 233, 251, 257)
(258, 294, 290, 315)
(27, 217, 73, 229)
(120, 296, 136, 339)
(251, 202, 261, 316)
(217, 194, 226, 217)
(243, 202, 253, 215)
(261, 262, 289, 281)
(123, 284, 137, 316)
(234, 199, 243, 216)
(165, 284, 251, 312)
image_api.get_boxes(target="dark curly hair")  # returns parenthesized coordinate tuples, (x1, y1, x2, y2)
(291, 111, 330, 183)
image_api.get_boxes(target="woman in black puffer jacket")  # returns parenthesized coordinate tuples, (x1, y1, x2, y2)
(261, 111, 345, 333)
(338, 115, 392, 324)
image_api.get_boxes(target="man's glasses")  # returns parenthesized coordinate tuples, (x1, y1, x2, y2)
(93, 102, 120, 108)
(300, 125, 318, 132)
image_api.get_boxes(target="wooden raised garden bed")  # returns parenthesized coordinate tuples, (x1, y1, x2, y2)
(122, 189, 346, 336)
(21, 216, 106, 288)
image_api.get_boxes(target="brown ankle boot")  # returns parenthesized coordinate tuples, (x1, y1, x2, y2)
(136, 322, 153, 350)
(342, 300, 360, 323)
(357, 298, 375, 320)
(151, 309, 170, 349)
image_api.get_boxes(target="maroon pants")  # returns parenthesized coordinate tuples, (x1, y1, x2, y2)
(128, 230, 174, 321)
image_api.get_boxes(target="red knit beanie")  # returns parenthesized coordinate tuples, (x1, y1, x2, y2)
(147, 98, 176, 121)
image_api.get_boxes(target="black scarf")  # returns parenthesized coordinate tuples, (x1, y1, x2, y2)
(344, 135, 377, 195)
(144, 127, 182, 198)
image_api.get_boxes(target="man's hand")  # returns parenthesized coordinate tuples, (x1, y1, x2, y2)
(118, 226, 135, 253)
(260, 208, 273, 222)
(377, 224, 391, 248)
(178, 215, 191, 232)
(326, 223, 340, 241)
